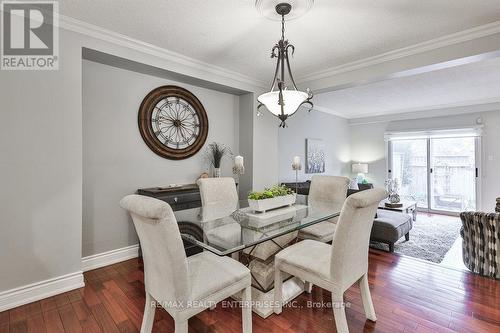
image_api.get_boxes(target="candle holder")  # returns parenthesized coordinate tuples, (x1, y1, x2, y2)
(291, 162, 301, 193)
(232, 165, 245, 175)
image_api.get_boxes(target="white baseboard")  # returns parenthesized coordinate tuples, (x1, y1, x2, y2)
(0, 271, 84, 312)
(82, 244, 140, 272)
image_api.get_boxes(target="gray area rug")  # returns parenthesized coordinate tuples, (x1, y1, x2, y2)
(371, 214, 462, 263)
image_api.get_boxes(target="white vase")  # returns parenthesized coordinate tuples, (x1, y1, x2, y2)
(213, 167, 221, 178)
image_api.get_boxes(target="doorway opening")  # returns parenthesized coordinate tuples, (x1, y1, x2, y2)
(384, 128, 481, 267)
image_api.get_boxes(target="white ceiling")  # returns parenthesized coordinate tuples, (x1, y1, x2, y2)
(314, 56, 500, 118)
(61, 0, 500, 82)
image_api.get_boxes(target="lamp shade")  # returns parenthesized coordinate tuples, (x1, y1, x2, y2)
(352, 163, 368, 174)
(257, 90, 308, 116)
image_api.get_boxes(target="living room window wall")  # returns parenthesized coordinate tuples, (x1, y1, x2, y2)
(387, 128, 480, 214)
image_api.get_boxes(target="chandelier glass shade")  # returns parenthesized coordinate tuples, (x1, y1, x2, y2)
(257, 2, 313, 128)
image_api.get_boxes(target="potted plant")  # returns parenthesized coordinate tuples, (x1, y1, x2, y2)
(205, 142, 232, 177)
(248, 185, 296, 213)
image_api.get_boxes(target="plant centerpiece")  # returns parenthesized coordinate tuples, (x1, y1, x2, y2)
(205, 142, 232, 177)
(248, 185, 296, 213)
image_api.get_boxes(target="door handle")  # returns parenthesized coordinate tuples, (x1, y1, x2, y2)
(430, 168, 433, 174)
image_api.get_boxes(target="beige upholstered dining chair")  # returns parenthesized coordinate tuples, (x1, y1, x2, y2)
(274, 188, 388, 333)
(197, 177, 242, 253)
(298, 175, 351, 242)
(197, 177, 238, 221)
(120, 194, 252, 333)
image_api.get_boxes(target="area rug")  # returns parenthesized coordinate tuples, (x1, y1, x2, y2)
(370, 214, 462, 263)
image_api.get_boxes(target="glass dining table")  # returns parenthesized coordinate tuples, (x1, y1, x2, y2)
(176, 202, 342, 318)
(179, 203, 342, 256)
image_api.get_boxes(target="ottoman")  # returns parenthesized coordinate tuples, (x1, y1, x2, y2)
(371, 209, 413, 252)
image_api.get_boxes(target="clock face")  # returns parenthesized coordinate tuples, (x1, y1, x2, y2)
(151, 97, 200, 150)
(138, 86, 208, 160)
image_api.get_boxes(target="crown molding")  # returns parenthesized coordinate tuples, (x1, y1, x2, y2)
(347, 99, 500, 125)
(298, 20, 500, 84)
(58, 15, 267, 90)
(311, 104, 347, 119)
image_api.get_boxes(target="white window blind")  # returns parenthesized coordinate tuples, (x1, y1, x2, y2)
(384, 126, 482, 141)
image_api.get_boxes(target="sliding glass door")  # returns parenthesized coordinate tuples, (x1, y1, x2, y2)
(390, 139, 428, 208)
(430, 137, 476, 212)
(389, 134, 478, 213)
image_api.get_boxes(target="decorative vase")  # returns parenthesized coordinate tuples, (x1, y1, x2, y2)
(385, 178, 401, 204)
(213, 167, 221, 178)
(388, 193, 401, 204)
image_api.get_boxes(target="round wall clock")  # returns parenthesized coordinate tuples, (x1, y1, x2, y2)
(138, 85, 209, 160)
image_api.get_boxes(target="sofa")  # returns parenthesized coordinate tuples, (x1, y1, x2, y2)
(460, 211, 500, 279)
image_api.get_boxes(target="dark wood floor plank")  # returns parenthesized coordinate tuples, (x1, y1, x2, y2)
(42, 310, 64, 333)
(67, 290, 83, 303)
(40, 298, 57, 313)
(96, 289, 128, 326)
(24, 303, 41, 319)
(90, 303, 120, 333)
(58, 304, 82, 333)
(116, 320, 138, 333)
(70, 301, 102, 333)
(2, 248, 499, 333)
(26, 313, 46, 333)
(8, 320, 27, 333)
(9, 306, 26, 324)
(53, 295, 70, 309)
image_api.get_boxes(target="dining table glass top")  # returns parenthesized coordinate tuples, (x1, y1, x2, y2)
(179, 203, 342, 256)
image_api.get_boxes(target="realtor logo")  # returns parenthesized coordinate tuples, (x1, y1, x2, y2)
(1, 1, 59, 70)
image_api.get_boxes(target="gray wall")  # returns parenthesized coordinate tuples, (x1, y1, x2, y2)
(0, 22, 271, 298)
(349, 111, 500, 211)
(278, 110, 351, 183)
(238, 93, 254, 198)
(82, 60, 241, 257)
(350, 122, 388, 188)
(0, 30, 83, 292)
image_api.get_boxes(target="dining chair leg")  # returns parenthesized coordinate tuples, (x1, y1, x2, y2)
(359, 273, 377, 321)
(242, 286, 253, 333)
(304, 281, 313, 294)
(140, 292, 156, 333)
(174, 320, 188, 333)
(331, 292, 349, 333)
(273, 267, 283, 314)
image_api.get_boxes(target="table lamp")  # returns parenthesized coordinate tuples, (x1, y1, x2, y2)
(352, 163, 368, 183)
(292, 156, 301, 193)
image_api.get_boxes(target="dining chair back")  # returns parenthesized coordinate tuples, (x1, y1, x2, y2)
(197, 177, 238, 221)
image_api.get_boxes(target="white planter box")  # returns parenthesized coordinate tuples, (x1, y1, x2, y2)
(248, 194, 296, 213)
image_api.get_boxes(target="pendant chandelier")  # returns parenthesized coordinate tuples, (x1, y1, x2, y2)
(257, 2, 313, 128)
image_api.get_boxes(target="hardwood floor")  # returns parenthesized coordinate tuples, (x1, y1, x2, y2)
(1, 249, 499, 333)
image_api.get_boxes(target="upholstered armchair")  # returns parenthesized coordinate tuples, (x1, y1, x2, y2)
(298, 175, 351, 242)
(120, 195, 252, 333)
(460, 211, 500, 279)
(274, 188, 388, 333)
